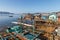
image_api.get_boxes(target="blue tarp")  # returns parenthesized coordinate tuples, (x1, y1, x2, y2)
(41, 16, 48, 20)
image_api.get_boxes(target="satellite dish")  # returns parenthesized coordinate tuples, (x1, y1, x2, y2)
(49, 14, 58, 21)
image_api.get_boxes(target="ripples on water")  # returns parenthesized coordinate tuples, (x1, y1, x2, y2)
(0, 14, 20, 28)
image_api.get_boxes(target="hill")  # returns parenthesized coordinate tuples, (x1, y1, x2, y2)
(0, 12, 14, 14)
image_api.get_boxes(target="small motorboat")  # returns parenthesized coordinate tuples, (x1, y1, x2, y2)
(9, 16, 13, 17)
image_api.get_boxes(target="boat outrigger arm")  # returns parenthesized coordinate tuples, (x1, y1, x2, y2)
(12, 22, 33, 27)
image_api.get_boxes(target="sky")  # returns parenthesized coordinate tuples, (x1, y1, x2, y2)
(0, 0, 60, 13)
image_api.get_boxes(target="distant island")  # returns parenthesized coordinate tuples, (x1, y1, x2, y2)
(0, 12, 14, 14)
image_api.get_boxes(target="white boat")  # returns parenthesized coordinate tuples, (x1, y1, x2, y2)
(12, 22, 33, 27)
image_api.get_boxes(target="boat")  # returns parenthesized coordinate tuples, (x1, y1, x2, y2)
(9, 16, 13, 17)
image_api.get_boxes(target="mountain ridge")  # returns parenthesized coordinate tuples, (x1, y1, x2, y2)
(0, 12, 14, 14)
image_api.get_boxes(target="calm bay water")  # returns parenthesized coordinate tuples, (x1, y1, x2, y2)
(0, 14, 20, 27)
